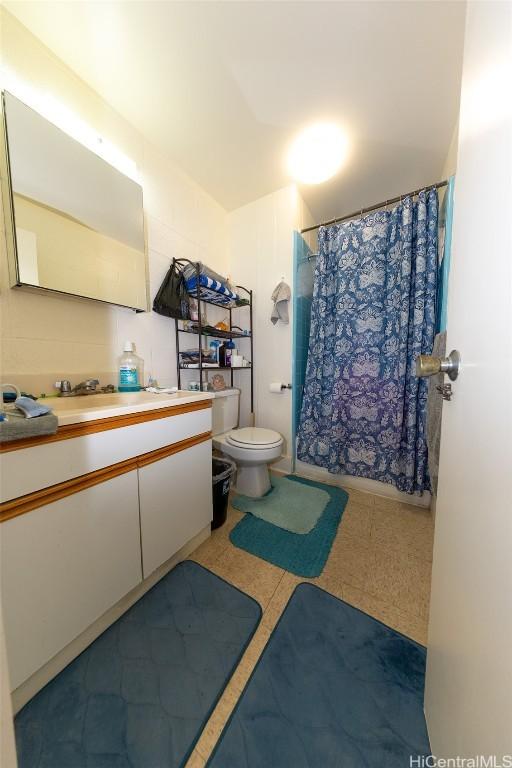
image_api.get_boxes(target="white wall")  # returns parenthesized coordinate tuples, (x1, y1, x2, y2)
(442, 121, 459, 178)
(228, 185, 312, 468)
(0, 9, 228, 396)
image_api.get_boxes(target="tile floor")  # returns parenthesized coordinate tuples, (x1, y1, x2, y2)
(185, 484, 435, 767)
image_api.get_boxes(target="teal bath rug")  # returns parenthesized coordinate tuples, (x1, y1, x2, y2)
(15, 561, 261, 768)
(230, 475, 348, 577)
(206, 583, 430, 767)
(232, 476, 330, 534)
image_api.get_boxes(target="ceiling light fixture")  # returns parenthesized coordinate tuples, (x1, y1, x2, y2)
(287, 123, 348, 185)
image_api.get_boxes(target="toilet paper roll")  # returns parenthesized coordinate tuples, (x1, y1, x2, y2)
(269, 382, 284, 393)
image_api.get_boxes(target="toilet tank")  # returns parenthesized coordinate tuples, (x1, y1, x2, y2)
(211, 388, 240, 436)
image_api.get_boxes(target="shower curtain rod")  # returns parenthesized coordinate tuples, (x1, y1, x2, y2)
(300, 179, 448, 234)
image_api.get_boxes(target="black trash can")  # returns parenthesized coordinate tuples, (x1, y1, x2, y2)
(212, 457, 236, 529)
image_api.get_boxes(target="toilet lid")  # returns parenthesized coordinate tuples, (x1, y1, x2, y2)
(227, 427, 282, 448)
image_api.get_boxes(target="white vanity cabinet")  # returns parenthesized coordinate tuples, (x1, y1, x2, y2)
(0, 394, 213, 700)
(139, 438, 213, 578)
(1, 470, 142, 691)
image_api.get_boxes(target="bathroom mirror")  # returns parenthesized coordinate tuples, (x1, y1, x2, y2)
(1, 92, 148, 311)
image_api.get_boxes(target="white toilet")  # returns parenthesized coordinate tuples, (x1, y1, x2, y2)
(211, 388, 283, 497)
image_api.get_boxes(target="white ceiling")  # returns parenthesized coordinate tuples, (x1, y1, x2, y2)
(4, 1, 466, 223)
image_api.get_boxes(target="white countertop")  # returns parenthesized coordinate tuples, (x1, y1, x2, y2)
(40, 390, 214, 426)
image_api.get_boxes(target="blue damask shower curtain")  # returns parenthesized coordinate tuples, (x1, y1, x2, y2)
(297, 190, 438, 494)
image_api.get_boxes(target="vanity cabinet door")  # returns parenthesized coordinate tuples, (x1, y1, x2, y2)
(138, 439, 213, 578)
(1, 471, 142, 690)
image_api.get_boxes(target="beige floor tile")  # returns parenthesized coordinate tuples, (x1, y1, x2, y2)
(322, 533, 375, 591)
(341, 487, 377, 507)
(189, 506, 244, 568)
(338, 502, 374, 541)
(370, 498, 434, 561)
(261, 572, 305, 630)
(342, 584, 429, 645)
(194, 678, 241, 761)
(366, 549, 432, 619)
(372, 496, 433, 523)
(213, 505, 244, 541)
(342, 583, 400, 629)
(372, 521, 434, 563)
(188, 534, 227, 569)
(208, 545, 284, 609)
(184, 748, 206, 768)
(231, 623, 274, 690)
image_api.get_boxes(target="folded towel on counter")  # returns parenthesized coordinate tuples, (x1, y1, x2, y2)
(0, 413, 58, 443)
(426, 331, 447, 494)
(270, 281, 291, 325)
(13, 396, 52, 418)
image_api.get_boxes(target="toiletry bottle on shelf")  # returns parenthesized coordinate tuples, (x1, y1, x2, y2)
(218, 343, 226, 367)
(209, 340, 221, 363)
(118, 342, 143, 392)
(225, 340, 236, 367)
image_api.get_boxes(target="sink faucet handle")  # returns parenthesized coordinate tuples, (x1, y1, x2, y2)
(84, 379, 99, 387)
(55, 380, 72, 393)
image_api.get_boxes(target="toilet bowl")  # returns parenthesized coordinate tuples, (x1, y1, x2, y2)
(213, 426, 284, 497)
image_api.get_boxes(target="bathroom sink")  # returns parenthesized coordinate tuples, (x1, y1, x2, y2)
(41, 390, 213, 426)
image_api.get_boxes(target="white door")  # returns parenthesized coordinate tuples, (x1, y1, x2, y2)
(424, 1, 512, 759)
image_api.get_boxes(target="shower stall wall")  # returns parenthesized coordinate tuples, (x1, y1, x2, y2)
(291, 230, 315, 473)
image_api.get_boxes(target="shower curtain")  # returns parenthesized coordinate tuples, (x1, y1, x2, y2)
(297, 190, 438, 495)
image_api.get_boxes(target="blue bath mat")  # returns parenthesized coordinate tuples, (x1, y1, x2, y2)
(232, 476, 330, 534)
(230, 475, 348, 577)
(15, 561, 261, 768)
(207, 583, 431, 768)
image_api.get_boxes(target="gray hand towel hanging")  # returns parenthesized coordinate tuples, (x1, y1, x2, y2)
(270, 280, 291, 325)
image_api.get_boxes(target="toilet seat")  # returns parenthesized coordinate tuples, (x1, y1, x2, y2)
(226, 427, 283, 449)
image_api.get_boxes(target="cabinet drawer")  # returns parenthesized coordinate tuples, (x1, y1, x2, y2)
(1, 407, 211, 502)
(139, 439, 213, 577)
(1, 470, 142, 689)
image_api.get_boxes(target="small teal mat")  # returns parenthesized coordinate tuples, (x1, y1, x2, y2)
(232, 476, 330, 534)
(230, 475, 348, 577)
(15, 561, 261, 768)
(207, 583, 431, 767)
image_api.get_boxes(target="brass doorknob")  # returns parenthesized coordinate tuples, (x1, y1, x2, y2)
(415, 350, 461, 381)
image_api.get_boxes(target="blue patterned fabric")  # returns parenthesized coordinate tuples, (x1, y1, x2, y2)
(297, 191, 438, 494)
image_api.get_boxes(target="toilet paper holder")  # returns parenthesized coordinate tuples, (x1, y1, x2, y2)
(269, 382, 292, 393)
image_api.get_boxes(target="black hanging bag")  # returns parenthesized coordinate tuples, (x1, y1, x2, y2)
(153, 260, 191, 319)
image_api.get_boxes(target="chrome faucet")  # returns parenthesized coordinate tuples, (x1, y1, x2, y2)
(55, 380, 116, 397)
(73, 379, 100, 395)
(55, 379, 100, 396)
